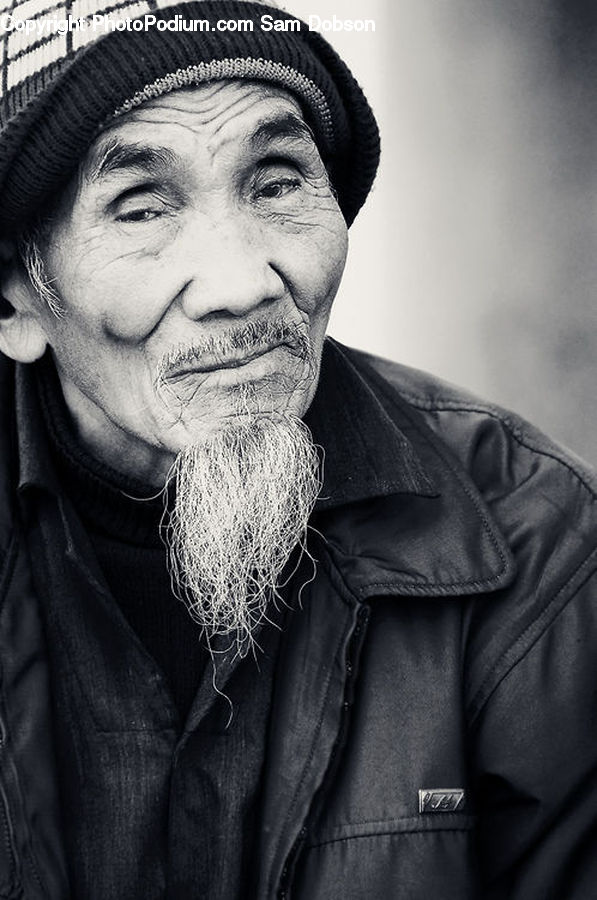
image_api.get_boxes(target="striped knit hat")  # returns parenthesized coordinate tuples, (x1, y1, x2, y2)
(0, 0, 380, 235)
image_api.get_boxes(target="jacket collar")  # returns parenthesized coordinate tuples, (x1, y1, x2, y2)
(306, 341, 436, 507)
(309, 340, 516, 598)
(15, 347, 436, 506)
(13, 341, 516, 599)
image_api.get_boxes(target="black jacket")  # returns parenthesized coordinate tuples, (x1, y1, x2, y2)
(1, 342, 597, 899)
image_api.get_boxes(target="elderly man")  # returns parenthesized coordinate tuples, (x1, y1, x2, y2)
(0, 0, 596, 898)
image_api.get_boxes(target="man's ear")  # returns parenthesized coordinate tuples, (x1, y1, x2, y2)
(0, 239, 49, 363)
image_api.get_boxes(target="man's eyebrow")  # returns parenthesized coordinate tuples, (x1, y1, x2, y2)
(247, 112, 317, 150)
(85, 139, 179, 183)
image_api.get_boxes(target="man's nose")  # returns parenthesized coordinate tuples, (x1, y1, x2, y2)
(178, 216, 286, 320)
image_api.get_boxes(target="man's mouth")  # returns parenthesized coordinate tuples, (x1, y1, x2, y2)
(164, 340, 294, 381)
(156, 318, 315, 390)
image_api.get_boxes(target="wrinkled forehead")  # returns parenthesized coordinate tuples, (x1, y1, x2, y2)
(99, 80, 306, 149)
(80, 80, 317, 184)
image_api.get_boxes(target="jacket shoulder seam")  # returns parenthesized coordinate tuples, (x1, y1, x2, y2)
(468, 545, 597, 725)
(399, 391, 597, 501)
(343, 351, 515, 590)
(0, 532, 18, 617)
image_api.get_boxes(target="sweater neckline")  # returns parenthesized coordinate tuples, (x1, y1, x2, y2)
(36, 353, 165, 547)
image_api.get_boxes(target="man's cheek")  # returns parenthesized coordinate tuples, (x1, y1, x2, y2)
(299, 253, 347, 318)
(94, 276, 177, 342)
(277, 202, 346, 237)
(290, 214, 347, 275)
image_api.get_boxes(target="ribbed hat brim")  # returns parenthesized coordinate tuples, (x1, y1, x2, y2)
(0, 0, 380, 233)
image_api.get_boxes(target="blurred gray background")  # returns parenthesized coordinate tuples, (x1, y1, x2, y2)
(288, 0, 597, 463)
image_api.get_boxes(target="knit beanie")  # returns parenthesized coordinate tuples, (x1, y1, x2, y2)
(0, 0, 380, 235)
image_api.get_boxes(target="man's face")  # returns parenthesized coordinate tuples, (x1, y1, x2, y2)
(23, 80, 348, 483)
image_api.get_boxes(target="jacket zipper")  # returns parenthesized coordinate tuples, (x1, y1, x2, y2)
(276, 603, 371, 900)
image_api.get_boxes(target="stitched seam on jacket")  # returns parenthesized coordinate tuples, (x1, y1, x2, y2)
(469, 546, 597, 724)
(341, 352, 512, 589)
(269, 575, 357, 896)
(0, 532, 46, 895)
(311, 810, 474, 833)
(308, 822, 476, 849)
(0, 536, 20, 899)
(0, 536, 18, 619)
(355, 574, 500, 593)
(399, 394, 597, 501)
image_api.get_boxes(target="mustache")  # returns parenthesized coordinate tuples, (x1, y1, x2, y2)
(156, 318, 314, 382)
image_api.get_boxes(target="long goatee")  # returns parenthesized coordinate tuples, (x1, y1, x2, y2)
(163, 414, 321, 656)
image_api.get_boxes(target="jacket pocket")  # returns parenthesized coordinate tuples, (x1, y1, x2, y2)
(292, 815, 479, 900)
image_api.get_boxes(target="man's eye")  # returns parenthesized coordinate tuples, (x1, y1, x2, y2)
(257, 177, 301, 200)
(114, 201, 170, 223)
(252, 160, 304, 203)
(110, 186, 174, 223)
(116, 207, 163, 223)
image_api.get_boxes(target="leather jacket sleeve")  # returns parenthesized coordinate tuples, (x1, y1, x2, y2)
(472, 554, 597, 898)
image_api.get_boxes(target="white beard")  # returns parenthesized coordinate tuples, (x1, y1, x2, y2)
(163, 413, 320, 655)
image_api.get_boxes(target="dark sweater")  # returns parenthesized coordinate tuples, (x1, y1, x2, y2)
(28, 356, 284, 898)
(36, 360, 206, 719)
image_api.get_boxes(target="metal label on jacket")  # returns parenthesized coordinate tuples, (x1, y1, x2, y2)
(418, 788, 466, 813)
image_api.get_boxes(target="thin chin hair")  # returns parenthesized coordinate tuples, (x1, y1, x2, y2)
(162, 414, 321, 656)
